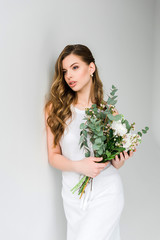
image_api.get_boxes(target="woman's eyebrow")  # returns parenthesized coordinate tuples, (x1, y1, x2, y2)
(62, 62, 79, 70)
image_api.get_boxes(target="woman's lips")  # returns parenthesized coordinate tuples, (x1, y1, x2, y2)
(69, 81, 77, 87)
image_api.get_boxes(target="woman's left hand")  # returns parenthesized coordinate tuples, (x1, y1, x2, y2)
(111, 149, 136, 169)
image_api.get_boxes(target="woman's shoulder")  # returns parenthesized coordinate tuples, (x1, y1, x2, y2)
(45, 101, 53, 115)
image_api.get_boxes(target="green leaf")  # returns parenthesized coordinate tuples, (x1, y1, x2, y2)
(110, 89, 118, 96)
(95, 119, 102, 124)
(111, 95, 118, 100)
(124, 120, 130, 130)
(107, 113, 115, 120)
(92, 104, 97, 108)
(107, 156, 117, 160)
(83, 130, 87, 137)
(98, 148, 103, 155)
(113, 147, 125, 153)
(109, 154, 116, 159)
(113, 114, 122, 121)
(107, 113, 121, 121)
(95, 138, 102, 144)
(142, 129, 146, 134)
(138, 131, 142, 136)
(93, 145, 99, 151)
(90, 137, 94, 143)
(85, 151, 90, 157)
(107, 98, 117, 105)
(80, 135, 84, 142)
(107, 97, 112, 104)
(80, 123, 86, 129)
(112, 99, 117, 105)
(79, 143, 83, 149)
(101, 135, 107, 141)
(96, 130, 103, 136)
(105, 150, 111, 157)
(83, 139, 89, 147)
(96, 125, 101, 131)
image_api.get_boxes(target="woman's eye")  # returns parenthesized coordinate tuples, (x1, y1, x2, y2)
(63, 66, 78, 75)
(73, 66, 78, 70)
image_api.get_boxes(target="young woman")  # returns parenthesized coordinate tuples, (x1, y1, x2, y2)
(44, 44, 136, 240)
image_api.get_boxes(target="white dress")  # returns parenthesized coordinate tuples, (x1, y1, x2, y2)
(59, 104, 125, 240)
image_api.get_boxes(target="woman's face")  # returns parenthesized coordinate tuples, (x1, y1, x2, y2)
(62, 54, 94, 92)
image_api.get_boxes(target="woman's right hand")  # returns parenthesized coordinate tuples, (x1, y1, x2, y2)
(78, 157, 110, 178)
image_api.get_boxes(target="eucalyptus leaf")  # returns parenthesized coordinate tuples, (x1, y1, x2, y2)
(80, 142, 83, 149)
(96, 125, 101, 131)
(124, 120, 130, 130)
(107, 113, 116, 121)
(80, 123, 86, 129)
(85, 151, 90, 157)
(138, 131, 142, 136)
(96, 131, 103, 136)
(83, 130, 87, 137)
(93, 143, 102, 150)
(111, 89, 118, 95)
(112, 95, 118, 100)
(113, 114, 122, 121)
(95, 138, 102, 144)
(98, 148, 103, 155)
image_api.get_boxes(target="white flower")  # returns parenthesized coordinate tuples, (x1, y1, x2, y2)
(110, 120, 127, 136)
(121, 133, 142, 151)
(122, 133, 132, 150)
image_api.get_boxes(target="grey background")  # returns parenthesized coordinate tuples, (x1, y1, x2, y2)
(0, 0, 159, 239)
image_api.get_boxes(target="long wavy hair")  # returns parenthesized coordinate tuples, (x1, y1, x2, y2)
(44, 44, 107, 148)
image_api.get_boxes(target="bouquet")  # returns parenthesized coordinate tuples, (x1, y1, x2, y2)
(70, 85, 149, 199)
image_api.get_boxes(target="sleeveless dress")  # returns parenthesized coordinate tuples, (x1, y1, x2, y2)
(59, 104, 125, 240)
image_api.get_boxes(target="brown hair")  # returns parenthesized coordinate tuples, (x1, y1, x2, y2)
(44, 44, 106, 148)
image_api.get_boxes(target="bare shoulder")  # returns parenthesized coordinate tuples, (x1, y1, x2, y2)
(45, 103, 62, 161)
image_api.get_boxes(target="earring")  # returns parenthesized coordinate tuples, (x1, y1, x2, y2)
(91, 73, 93, 77)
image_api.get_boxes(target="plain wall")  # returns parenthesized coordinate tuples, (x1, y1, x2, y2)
(0, 0, 159, 239)
(152, 0, 160, 146)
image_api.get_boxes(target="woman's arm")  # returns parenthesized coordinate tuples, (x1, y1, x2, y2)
(45, 106, 81, 173)
(48, 152, 82, 173)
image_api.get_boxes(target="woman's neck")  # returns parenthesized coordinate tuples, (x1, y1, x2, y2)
(73, 101, 94, 109)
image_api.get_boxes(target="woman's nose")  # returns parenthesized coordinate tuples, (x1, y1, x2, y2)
(66, 70, 72, 79)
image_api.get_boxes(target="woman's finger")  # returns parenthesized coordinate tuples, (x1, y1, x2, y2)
(98, 162, 109, 169)
(123, 151, 129, 160)
(115, 155, 119, 162)
(129, 151, 133, 157)
(120, 152, 125, 161)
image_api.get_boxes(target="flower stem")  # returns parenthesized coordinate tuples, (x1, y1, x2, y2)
(79, 177, 90, 199)
(70, 175, 86, 193)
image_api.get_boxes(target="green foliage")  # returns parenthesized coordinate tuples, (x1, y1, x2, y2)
(78, 84, 149, 164)
(137, 126, 149, 136)
(107, 113, 122, 121)
(78, 85, 124, 162)
(72, 84, 149, 197)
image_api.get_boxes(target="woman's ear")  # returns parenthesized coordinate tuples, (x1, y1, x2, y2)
(89, 62, 95, 75)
